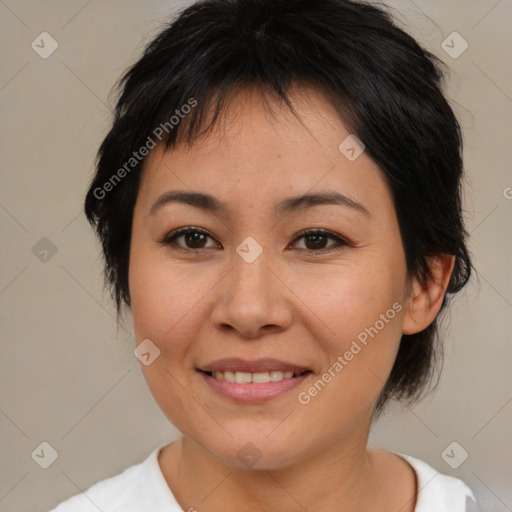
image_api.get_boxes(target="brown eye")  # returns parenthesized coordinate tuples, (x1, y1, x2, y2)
(159, 227, 348, 255)
(160, 227, 218, 251)
(181, 231, 209, 249)
(291, 229, 348, 253)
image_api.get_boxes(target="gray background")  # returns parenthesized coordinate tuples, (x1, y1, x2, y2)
(0, 1, 511, 511)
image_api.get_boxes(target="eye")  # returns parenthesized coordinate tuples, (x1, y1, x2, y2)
(159, 227, 219, 252)
(159, 227, 350, 254)
(289, 229, 349, 254)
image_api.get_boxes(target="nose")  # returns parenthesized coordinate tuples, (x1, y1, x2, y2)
(210, 247, 293, 339)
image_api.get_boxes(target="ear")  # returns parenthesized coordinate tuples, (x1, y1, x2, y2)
(402, 254, 456, 335)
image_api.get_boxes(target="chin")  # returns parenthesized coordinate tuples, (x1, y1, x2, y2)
(199, 432, 306, 471)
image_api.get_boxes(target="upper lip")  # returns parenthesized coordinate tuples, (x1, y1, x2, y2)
(198, 358, 311, 374)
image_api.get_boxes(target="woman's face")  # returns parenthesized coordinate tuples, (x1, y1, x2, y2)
(128, 86, 412, 469)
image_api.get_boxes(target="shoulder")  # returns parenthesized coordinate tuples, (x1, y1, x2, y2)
(47, 444, 181, 512)
(397, 453, 480, 512)
(48, 459, 145, 512)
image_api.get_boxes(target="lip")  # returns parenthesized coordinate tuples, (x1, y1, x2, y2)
(196, 358, 313, 403)
(198, 357, 311, 374)
(199, 370, 312, 403)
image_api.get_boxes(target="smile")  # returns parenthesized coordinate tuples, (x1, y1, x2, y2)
(204, 370, 308, 383)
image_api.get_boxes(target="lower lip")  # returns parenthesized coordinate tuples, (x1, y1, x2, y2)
(198, 371, 312, 403)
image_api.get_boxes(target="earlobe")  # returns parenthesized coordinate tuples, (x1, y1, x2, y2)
(402, 255, 456, 335)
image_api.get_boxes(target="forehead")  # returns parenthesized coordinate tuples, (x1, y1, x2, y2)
(137, 86, 391, 216)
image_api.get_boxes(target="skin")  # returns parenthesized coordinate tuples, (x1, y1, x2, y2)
(128, 84, 455, 512)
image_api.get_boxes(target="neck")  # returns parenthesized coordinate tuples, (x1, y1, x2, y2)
(160, 424, 390, 512)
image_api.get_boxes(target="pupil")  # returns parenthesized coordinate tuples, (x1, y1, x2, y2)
(306, 234, 326, 250)
(186, 232, 206, 248)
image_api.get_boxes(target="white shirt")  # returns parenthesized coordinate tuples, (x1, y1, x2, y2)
(48, 444, 479, 511)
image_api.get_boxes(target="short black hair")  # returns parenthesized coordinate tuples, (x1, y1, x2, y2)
(84, 0, 473, 415)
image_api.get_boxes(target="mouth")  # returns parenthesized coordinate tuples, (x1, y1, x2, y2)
(199, 369, 312, 383)
(196, 358, 314, 403)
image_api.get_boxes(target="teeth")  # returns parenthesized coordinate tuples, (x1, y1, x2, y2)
(209, 370, 298, 382)
(235, 371, 252, 383)
(224, 371, 236, 382)
(253, 372, 271, 383)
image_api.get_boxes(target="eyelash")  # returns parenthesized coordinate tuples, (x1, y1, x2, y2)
(158, 227, 350, 255)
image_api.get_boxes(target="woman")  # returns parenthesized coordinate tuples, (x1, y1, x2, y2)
(50, 0, 479, 510)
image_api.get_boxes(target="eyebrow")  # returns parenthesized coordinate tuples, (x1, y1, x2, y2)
(148, 190, 371, 218)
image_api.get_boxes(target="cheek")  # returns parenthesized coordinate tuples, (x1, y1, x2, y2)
(128, 247, 210, 429)
(295, 260, 404, 405)
(301, 260, 401, 346)
(129, 243, 209, 340)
